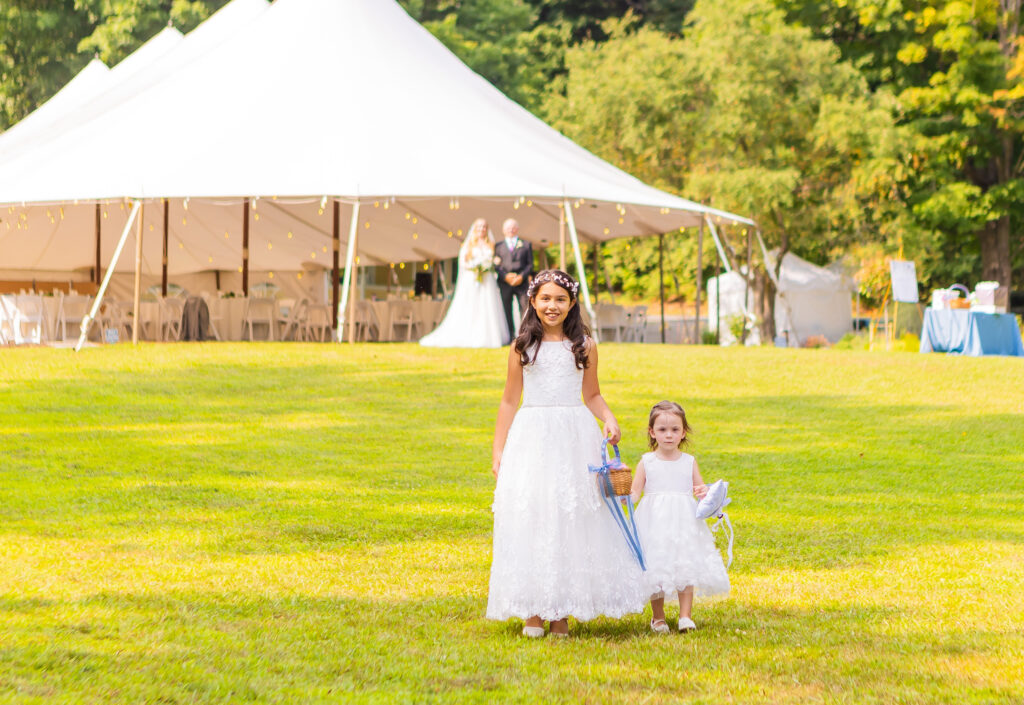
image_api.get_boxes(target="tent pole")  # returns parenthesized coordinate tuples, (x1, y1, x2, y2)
(743, 227, 752, 345)
(346, 202, 361, 343)
(562, 198, 596, 340)
(592, 242, 600, 303)
(715, 243, 721, 344)
(242, 200, 250, 297)
(132, 203, 144, 345)
(332, 200, 341, 329)
(94, 203, 102, 284)
(659, 233, 665, 344)
(76, 200, 141, 352)
(705, 216, 731, 273)
(695, 221, 704, 345)
(559, 204, 566, 271)
(337, 200, 360, 342)
(161, 198, 169, 297)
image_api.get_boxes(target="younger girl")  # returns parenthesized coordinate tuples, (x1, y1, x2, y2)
(486, 270, 647, 637)
(630, 401, 729, 633)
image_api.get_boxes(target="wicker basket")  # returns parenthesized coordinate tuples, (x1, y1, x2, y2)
(605, 467, 633, 497)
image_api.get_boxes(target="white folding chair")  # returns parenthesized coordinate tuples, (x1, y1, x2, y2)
(14, 294, 46, 344)
(200, 293, 224, 341)
(160, 297, 185, 341)
(0, 295, 15, 344)
(99, 301, 133, 343)
(388, 300, 417, 341)
(57, 294, 93, 341)
(303, 303, 333, 342)
(353, 300, 381, 342)
(243, 297, 277, 341)
(277, 298, 308, 341)
(628, 305, 648, 343)
(594, 304, 627, 342)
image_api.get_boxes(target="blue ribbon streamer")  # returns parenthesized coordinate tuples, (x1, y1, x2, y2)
(588, 440, 646, 571)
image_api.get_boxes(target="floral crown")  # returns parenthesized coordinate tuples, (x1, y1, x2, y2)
(528, 271, 580, 298)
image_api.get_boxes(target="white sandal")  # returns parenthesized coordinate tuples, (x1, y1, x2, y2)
(678, 617, 696, 632)
(522, 625, 545, 638)
(650, 618, 670, 634)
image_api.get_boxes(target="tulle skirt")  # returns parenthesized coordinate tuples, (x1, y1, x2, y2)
(419, 271, 507, 348)
(486, 405, 648, 621)
(634, 493, 730, 599)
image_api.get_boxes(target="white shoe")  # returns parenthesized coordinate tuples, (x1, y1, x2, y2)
(678, 617, 696, 632)
(522, 625, 545, 638)
(650, 618, 670, 634)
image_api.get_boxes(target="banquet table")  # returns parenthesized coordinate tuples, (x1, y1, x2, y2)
(920, 309, 1024, 357)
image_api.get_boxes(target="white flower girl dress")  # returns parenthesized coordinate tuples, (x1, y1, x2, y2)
(634, 452, 730, 599)
(486, 340, 647, 621)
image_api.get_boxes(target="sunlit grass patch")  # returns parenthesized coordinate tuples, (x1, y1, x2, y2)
(0, 343, 1022, 703)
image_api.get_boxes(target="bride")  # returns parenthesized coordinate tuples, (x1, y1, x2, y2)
(420, 218, 509, 348)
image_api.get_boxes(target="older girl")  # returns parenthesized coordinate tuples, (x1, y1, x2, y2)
(486, 270, 647, 637)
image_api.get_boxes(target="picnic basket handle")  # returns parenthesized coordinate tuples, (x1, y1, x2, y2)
(601, 438, 622, 468)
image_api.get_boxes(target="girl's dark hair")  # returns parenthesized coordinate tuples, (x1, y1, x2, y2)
(513, 269, 591, 369)
(647, 400, 693, 450)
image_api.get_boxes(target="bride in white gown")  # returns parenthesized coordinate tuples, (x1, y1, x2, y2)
(420, 218, 510, 348)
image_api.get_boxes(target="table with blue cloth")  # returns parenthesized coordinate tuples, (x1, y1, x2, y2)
(920, 309, 1024, 356)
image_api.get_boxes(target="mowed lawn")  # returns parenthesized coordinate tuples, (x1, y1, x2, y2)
(0, 343, 1022, 704)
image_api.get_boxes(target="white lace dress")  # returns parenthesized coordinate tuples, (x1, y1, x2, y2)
(419, 243, 508, 348)
(486, 340, 648, 621)
(634, 452, 730, 600)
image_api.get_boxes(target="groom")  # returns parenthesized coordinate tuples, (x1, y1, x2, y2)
(494, 218, 533, 341)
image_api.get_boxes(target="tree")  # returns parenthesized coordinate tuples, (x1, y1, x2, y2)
(777, 0, 1024, 295)
(0, 0, 224, 131)
(545, 2, 900, 338)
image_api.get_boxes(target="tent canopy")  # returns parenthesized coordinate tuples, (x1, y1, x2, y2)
(0, 0, 753, 280)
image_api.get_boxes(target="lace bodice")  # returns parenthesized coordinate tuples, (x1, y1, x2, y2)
(642, 452, 694, 495)
(521, 340, 583, 407)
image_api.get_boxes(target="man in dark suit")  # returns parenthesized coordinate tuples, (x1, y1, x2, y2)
(494, 218, 533, 341)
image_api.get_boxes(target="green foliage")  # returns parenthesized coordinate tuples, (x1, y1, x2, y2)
(0, 0, 225, 130)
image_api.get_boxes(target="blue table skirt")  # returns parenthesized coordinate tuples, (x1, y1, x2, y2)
(920, 309, 1024, 357)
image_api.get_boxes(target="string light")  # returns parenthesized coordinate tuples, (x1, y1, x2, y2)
(311, 252, 316, 259)
(297, 272, 304, 279)
(268, 243, 273, 250)
(225, 231, 230, 238)
(603, 228, 610, 235)
(374, 201, 380, 208)
(399, 263, 405, 270)
(412, 217, 418, 224)
(181, 217, 187, 226)
(355, 256, 360, 264)
(208, 256, 213, 263)
(287, 231, 293, 238)
(268, 272, 274, 279)
(423, 263, 430, 270)
(254, 213, 260, 221)
(456, 229, 462, 236)
(405, 213, 411, 220)
(322, 246, 328, 253)
(447, 231, 453, 238)
(412, 233, 418, 240)
(183, 198, 189, 211)
(364, 221, 370, 228)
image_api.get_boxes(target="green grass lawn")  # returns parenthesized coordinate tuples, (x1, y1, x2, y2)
(1, 343, 1022, 704)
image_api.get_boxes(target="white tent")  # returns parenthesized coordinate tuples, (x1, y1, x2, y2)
(707, 270, 759, 346)
(707, 252, 853, 347)
(771, 251, 852, 346)
(0, 57, 110, 154)
(0, 0, 754, 345)
(0, 26, 183, 160)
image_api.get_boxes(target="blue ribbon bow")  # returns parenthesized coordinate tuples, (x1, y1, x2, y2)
(588, 439, 646, 570)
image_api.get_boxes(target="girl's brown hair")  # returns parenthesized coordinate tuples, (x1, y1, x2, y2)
(647, 400, 693, 449)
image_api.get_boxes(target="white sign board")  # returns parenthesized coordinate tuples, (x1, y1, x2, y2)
(890, 260, 918, 303)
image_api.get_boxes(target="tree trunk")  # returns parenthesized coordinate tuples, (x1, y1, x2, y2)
(979, 215, 1012, 290)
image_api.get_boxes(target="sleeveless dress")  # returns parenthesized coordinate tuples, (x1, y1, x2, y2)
(486, 340, 648, 621)
(634, 452, 730, 599)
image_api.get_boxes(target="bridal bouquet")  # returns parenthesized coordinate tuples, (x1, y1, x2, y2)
(464, 249, 495, 282)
